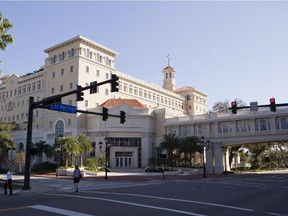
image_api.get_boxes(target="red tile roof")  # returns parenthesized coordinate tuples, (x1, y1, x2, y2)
(100, 99, 146, 108)
(163, 65, 174, 70)
(175, 86, 194, 92)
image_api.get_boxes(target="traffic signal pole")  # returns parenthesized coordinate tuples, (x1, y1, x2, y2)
(23, 75, 121, 190)
(23, 97, 34, 190)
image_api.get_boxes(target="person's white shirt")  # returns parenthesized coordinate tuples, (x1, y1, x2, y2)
(6, 170, 12, 180)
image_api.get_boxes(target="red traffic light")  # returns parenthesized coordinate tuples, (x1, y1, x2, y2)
(270, 98, 275, 103)
(269, 98, 276, 112)
(231, 101, 237, 114)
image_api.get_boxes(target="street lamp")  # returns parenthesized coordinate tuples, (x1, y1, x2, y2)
(99, 138, 111, 180)
(54, 147, 61, 176)
(197, 136, 211, 178)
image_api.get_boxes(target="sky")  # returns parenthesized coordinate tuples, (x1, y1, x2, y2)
(1, 1, 288, 111)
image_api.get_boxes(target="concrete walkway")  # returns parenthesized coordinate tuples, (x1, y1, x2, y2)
(0, 168, 203, 195)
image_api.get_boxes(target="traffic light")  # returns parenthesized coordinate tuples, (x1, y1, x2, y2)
(76, 85, 84, 101)
(111, 74, 119, 92)
(102, 107, 108, 121)
(270, 97, 276, 112)
(120, 111, 126, 124)
(90, 81, 98, 94)
(231, 101, 237, 114)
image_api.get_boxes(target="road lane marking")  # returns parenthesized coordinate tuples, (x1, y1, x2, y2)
(46, 194, 205, 216)
(88, 191, 281, 216)
(30, 205, 93, 216)
(0, 206, 28, 212)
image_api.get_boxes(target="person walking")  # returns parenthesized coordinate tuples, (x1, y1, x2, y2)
(73, 165, 82, 192)
(4, 169, 12, 196)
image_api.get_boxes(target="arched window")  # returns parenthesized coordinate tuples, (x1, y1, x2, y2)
(55, 120, 64, 138)
(281, 118, 288, 129)
(276, 117, 288, 130)
(237, 121, 250, 133)
(219, 122, 231, 134)
(19, 142, 24, 152)
(256, 119, 271, 131)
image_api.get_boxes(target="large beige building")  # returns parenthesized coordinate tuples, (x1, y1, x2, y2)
(0, 35, 207, 168)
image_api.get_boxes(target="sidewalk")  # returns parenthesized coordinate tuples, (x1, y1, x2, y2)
(0, 168, 205, 195)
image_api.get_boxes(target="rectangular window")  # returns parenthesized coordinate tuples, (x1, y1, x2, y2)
(32, 82, 36, 91)
(27, 84, 31, 93)
(52, 87, 54, 94)
(71, 48, 75, 57)
(52, 71, 55, 78)
(70, 66, 73, 72)
(37, 81, 41, 90)
(60, 85, 64, 92)
(61, 69, 64, 75)
(69, 82, 73, 89)
(86, 66, 89, 73)
(61, 51, 65, 60)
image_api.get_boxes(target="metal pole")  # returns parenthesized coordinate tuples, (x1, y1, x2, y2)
(104, 142, 108, 180)
(203, 146, 206, 178)
(23, 96, 34, 190)
(224, 151, 227, 175)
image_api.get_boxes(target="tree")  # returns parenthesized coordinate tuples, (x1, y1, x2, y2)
(77, 133, 93, 167)
(0, 12, 13, 51)
(178, 136, 201, 166)
(0, 12, 13, 73)
(212, 98, 247, 113)
(58, 136, 80, 167)
(246, 143, 273, 169)
(0, 122, 14, 163)
(31, 140, 53, 164)
(160, 133, 180, 169)
(15, 151, 25, 173)
(212, 100, 229, 113)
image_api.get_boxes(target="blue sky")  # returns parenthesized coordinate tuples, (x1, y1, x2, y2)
(1, 1, 288, 110)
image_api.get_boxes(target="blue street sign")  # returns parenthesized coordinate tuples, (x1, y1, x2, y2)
(49, 104, 77, 114)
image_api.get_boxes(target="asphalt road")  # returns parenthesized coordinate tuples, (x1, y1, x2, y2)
(0, 173, 287, 216)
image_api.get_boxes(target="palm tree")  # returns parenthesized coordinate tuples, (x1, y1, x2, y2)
(0, 12, 13, 51)
(77, 133, 93, 166)
(31, 141, 53, 164)
(179, 136, 201, 166)
(59, 136, 80, 167)
(160, 133, 180, 169)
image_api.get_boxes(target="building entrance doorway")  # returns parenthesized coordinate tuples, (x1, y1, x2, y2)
(115, 152, 133, 168)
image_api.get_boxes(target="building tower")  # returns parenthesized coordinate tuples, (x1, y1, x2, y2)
(162, 54, 176, 92)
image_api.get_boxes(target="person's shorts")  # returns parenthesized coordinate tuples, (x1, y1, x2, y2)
(73, 177, 80, 183)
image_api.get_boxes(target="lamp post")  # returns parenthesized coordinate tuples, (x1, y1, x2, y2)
(197, 136, 211, 178)
(99, 138, 111, 180)
(54, 147, 61, 177)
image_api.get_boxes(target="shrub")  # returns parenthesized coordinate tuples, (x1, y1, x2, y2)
(31, 162, 57, 174)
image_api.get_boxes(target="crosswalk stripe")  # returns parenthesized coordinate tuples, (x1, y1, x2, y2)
(29, 205, 93, 216)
